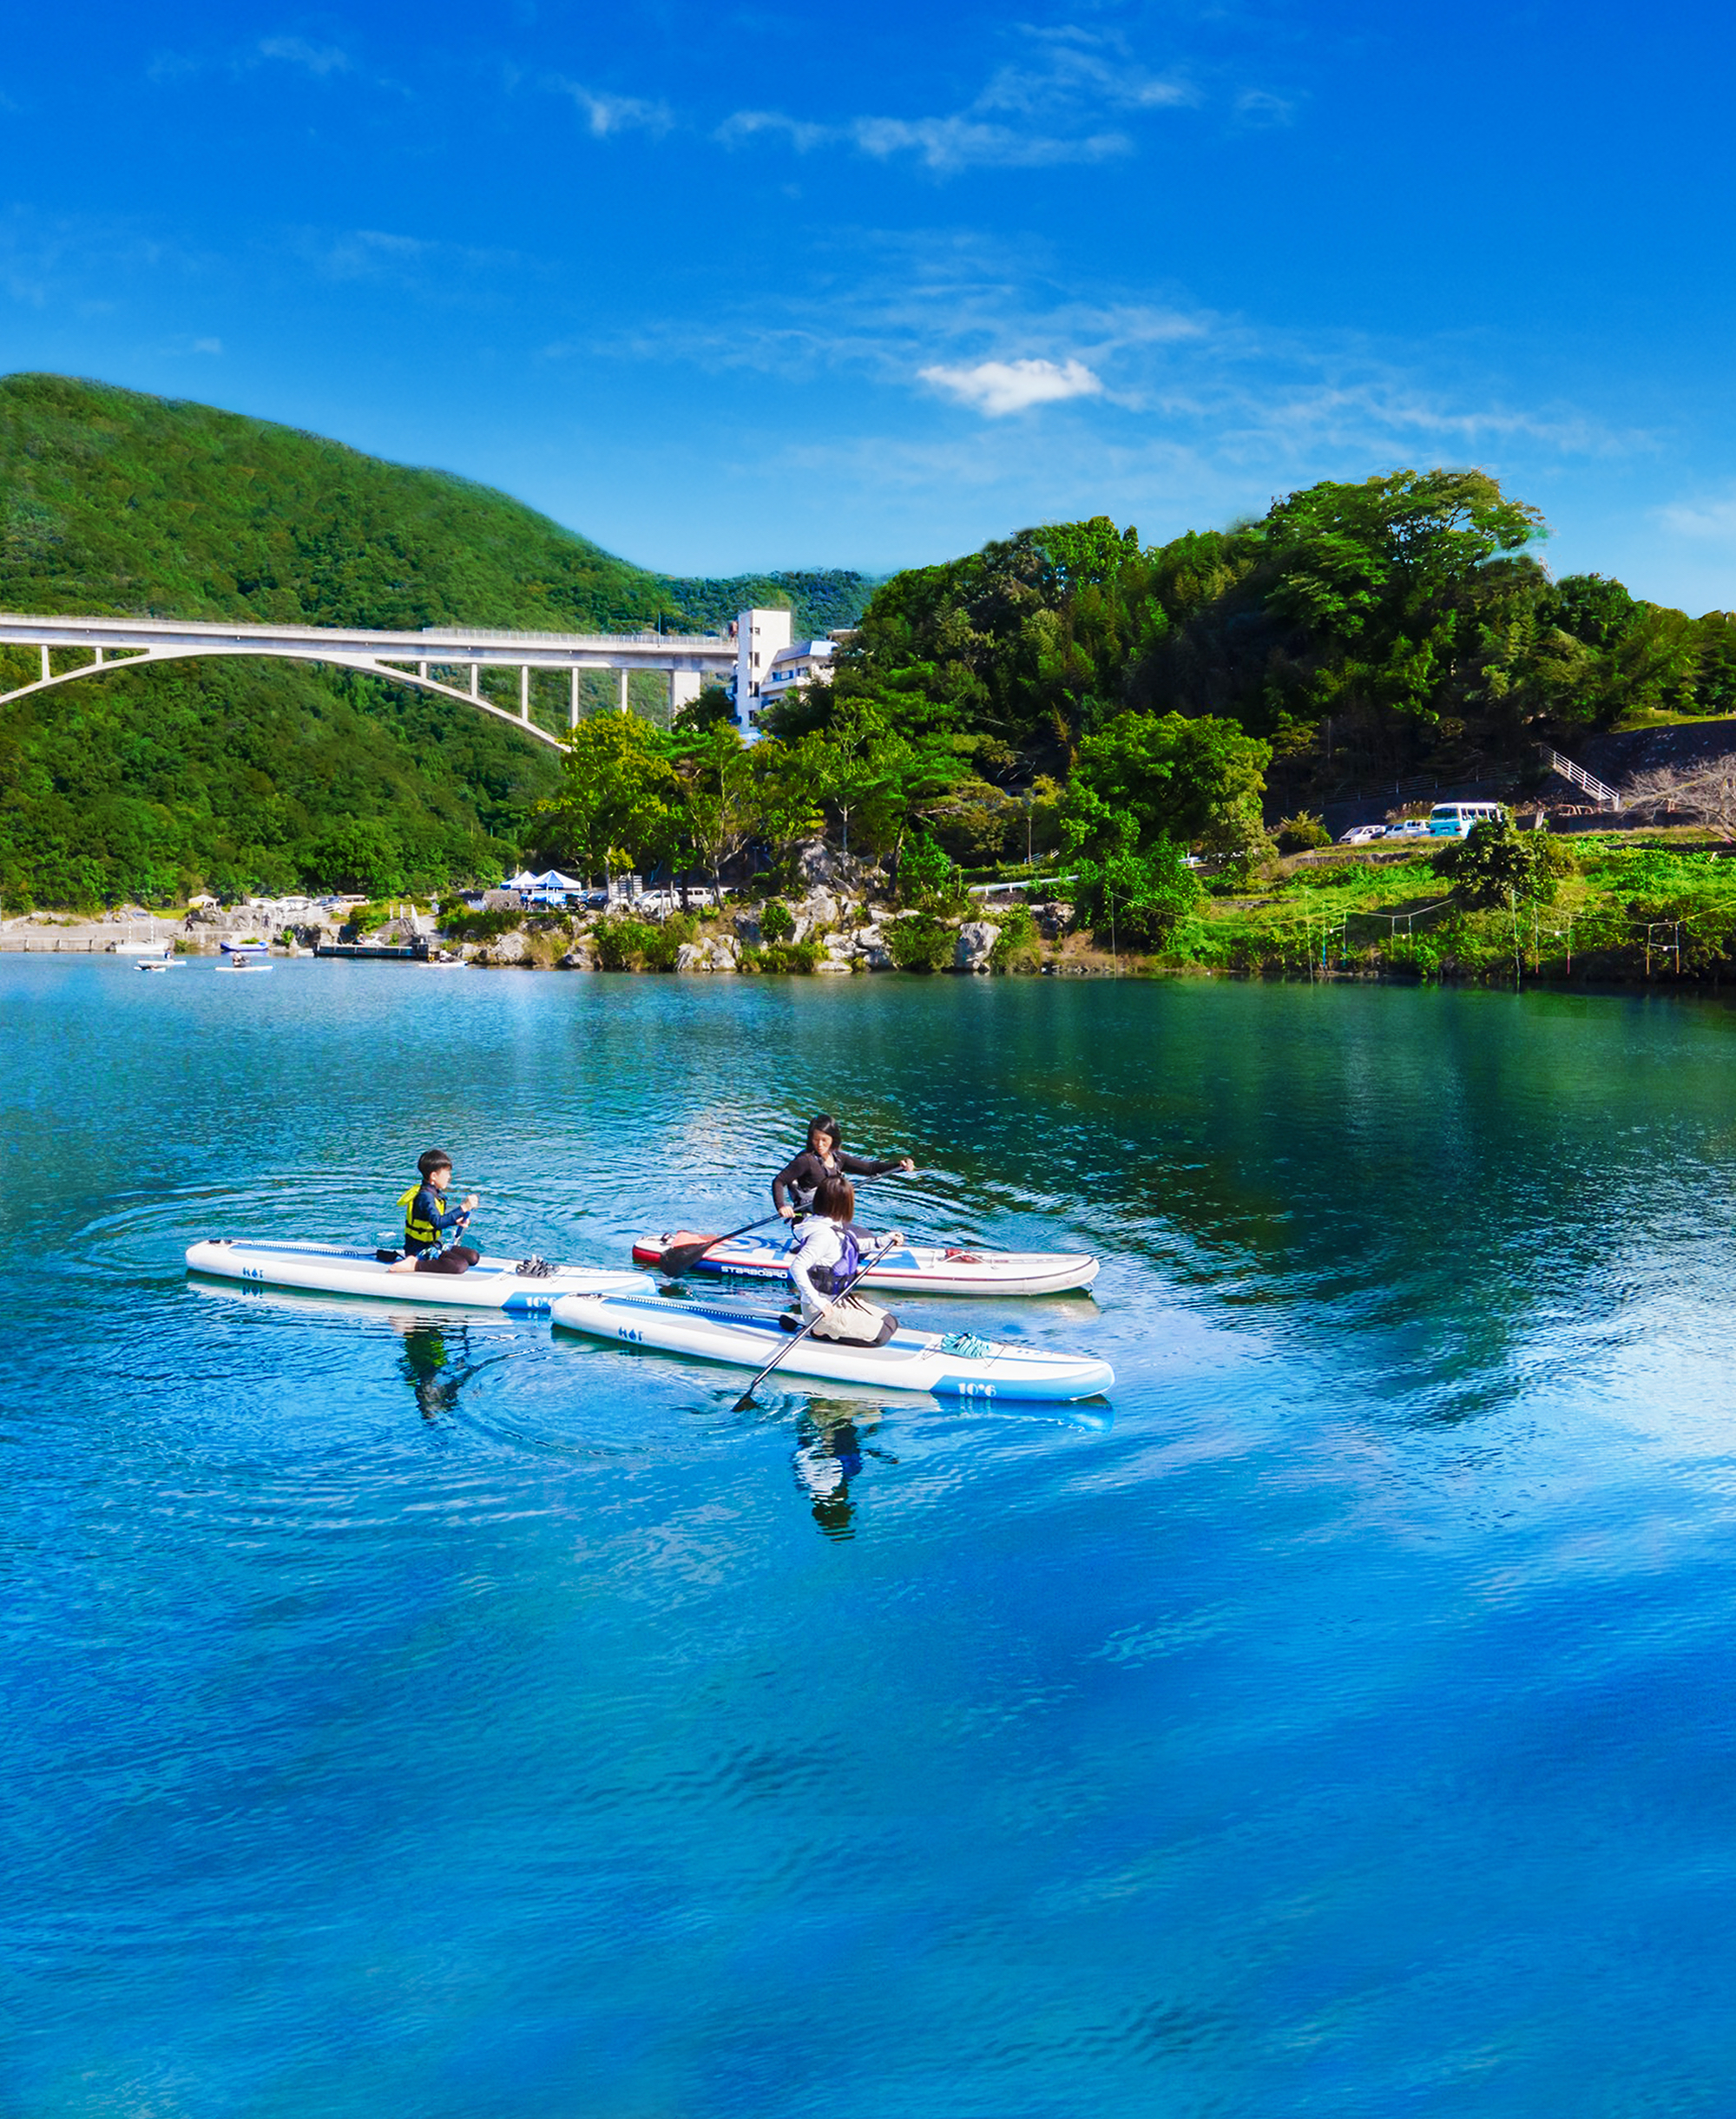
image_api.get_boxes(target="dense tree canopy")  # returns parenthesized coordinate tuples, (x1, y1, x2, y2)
(765, 469, 1736, 869)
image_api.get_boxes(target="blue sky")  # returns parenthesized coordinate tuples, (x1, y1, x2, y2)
(3, 0, 1733, 606)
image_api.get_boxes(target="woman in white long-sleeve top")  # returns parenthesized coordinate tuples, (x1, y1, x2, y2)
(785, 1174, 898, 1346)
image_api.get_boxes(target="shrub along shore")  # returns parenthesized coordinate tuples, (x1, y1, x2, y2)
(36, 828, 1734, 990)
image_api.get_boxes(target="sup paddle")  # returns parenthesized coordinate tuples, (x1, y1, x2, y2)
(731, 1232, 903, 1413)
(658, 1214, 786, 1275)
(659, 1168, 918, 1277)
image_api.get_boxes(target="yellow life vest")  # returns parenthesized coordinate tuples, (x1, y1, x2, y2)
(399, 1182, 442, 1250)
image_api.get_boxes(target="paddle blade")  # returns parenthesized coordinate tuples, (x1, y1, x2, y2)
(659, 1236, 719, 1274)
(732, 1388, 758, 1413)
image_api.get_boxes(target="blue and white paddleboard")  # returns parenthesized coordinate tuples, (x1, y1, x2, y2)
(187, 1239, 652, 1313)
(552, 1290, 1115, 1401)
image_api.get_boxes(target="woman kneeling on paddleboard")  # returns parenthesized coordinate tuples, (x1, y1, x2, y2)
(772, 1113, 914, 1224)
(786, 1175, 897, 1347)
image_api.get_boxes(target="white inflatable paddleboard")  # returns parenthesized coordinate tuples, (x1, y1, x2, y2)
(632, 1228, 1099, 1296)
(187, 1239, 652, 1313)
(553, 1290, 1115, 1401)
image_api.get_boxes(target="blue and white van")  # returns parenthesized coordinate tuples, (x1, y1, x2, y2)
(1428, 800, 1508, 839)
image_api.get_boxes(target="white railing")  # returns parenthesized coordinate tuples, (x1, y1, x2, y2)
(1538, 744, 1621, 810)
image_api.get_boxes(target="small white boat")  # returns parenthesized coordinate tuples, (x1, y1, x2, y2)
(552, 1290, 1115, 1401)
(136, 957, 183, 971)
(187, 1239, 654, 1313)
(633, 1227, 1099, 1296)
(217, 941, 273, 972)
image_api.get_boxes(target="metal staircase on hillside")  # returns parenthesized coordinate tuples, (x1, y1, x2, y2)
(1537, 743, 1621, 810)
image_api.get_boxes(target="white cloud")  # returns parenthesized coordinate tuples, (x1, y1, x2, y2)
(850, 115, 1131, 171)
(193, 336, 222, 354)
(975, 30, 1195, 118)
(551, 78, 672, 140)
(919, 356, 1105, 417)
(1233, 88, 1298, 127)
(1657, 497, 1736, 541)
(257, 36, 350, 76)
(714, 23, 1190, 174)
(714, 109, 831, 153)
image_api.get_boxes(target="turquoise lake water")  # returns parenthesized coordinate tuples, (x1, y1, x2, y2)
(6, 958, 1736, 2116)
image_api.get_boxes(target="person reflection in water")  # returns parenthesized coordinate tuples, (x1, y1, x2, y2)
(398, 1322, 470, 1421)
(792, 1402, 898, 1539)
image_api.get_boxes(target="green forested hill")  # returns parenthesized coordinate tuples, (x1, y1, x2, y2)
(0, 374, 871, 905)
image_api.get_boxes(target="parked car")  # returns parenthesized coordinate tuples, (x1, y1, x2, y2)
(1428, 800, 1509, 839)
(1383, 819, 1433, 840)
(1338, 824, 1386, 845)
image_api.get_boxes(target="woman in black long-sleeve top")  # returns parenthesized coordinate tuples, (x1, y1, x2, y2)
(773, 1113, 915, 1223)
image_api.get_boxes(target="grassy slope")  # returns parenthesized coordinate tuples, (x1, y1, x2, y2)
(1157, 840, 1736, 982)
(0, 374, 870, 905)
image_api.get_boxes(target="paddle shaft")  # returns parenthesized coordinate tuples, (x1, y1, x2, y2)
(659, 1213, 785, 1275)
(660, 1170, 911, 1277)
(731, 1232, 903, 1412)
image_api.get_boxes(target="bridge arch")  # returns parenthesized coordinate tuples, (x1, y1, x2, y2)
(0, 612, 737, 747)
(0, 645, 569, 748)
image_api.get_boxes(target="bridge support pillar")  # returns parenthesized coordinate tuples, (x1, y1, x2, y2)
(40, 645, 49, 683)
(520, 665, 530, 723)
(617, 668, 629, 714)
(470, 664, 479, 700)
(569, 668, 580, 730)
(669, 670, 702, 719)
(418, 661, 429, 680)
(92, 647, 104, 668)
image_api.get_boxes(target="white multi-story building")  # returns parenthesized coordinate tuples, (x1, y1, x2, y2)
(729, 608, 835, 740)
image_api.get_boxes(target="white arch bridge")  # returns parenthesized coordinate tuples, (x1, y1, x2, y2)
(0, 611, 740, 750)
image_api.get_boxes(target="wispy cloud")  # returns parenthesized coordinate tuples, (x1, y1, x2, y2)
(974, 28, 1196, 118)
(193, 336, 223, 354)
(919, 356, 1104, 415)
(713, 25, 1193, 174)
(549, 76, 673, 140)
(1657, 497, 1736, 541)
(1233, 87, 1298, 127)
(256, 36, 350, 76)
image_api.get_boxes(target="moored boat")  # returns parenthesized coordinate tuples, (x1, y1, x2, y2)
(187, 1238, 653, 1313)
(552, 1290, 1115, 1400)
(632, 1227, 1099, 1296)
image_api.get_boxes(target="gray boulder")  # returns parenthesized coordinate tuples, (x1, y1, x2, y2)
(674, 937, 740, 974)
(955, 919, 1000, 973)
(479, 929, 532, 967)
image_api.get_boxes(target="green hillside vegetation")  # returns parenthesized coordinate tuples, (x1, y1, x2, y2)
(0, 372, 871, 635)
(0, 374, 871, 905)
(10, 371, 1734, 922)
(735, 471, 1736, 918)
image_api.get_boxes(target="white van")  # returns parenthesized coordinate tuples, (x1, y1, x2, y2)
(1428, 801, 1508, 839)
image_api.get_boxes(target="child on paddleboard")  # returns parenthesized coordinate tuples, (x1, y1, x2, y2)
(772, 1113, 914, 1224)
(387, 1149, 481, 1276)
(786, 1174, 897, 1347)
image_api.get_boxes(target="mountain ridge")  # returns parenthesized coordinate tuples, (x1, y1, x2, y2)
(0, 372, 872, 638)
(0, 372, 878, 906)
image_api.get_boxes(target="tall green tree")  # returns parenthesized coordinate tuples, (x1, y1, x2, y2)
(538, 713, 676, 886)
(670, 719, 757, 898)
(1063, 711, 1272, 862)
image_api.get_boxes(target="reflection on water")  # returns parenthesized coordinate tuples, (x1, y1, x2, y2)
(395, 1320, 472, 1421)
(791, 1399, 899, 1539)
